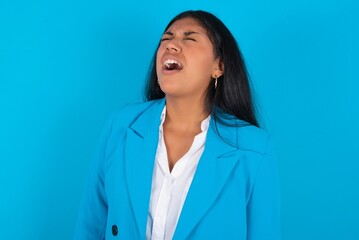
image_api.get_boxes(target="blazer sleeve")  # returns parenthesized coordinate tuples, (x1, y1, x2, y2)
(246, 135, 281, 240)
(73, 111, 117, 240)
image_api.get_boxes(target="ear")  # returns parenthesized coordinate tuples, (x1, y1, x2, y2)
(212, 58, 224, 78)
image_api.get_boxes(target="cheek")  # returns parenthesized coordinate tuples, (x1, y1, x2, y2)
(155, 50, 160, 65)
(190, 55, 215, 76)
(155, 53, 162, 74)
(190, 47, 215, 66)
(156, 47, 167, 71)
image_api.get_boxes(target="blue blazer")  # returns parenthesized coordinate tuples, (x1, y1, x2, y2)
(74, 98, 280, 240)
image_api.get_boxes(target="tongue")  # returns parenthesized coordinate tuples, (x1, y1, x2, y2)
(167, 63, 177, 70)
(166, 63, 182, 70)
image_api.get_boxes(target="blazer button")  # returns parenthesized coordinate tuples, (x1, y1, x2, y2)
(112, 225, 118, 236)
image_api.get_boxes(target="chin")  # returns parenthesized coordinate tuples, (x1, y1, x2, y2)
(159, 86, 178, 96)
(159, 85, 183, 98)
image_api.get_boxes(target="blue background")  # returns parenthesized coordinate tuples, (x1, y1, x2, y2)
(1, 0, 358, 239)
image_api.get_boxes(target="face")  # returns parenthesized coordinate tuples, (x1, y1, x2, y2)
(156, 17, 223, 99)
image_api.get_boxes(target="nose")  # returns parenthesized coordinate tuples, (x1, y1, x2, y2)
(167, 46, 179, 52)
(165, 39, 181, 53)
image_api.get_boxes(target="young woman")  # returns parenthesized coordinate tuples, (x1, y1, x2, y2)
(74, 10, 280, 240)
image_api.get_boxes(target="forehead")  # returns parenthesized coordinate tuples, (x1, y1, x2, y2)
(166, 17, 207, 34)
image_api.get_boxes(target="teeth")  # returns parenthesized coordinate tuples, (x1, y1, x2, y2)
(164, 59, 181, 67)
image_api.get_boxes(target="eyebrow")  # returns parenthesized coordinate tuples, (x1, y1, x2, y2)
(163, 31, 200, 36)
(184, 31, 200, 36)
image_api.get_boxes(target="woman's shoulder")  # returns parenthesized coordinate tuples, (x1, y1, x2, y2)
(235, 123, 273, 155)
(107, 98, 164, 130)
(114, 99, 161, 116)
(215, 116, 273, 156)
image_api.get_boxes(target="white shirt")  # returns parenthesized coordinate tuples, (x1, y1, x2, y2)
(146, 106, 210, 240)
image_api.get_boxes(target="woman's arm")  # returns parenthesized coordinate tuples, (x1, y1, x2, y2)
(73, 112, 117, 240)
(246, 136, 281, 240)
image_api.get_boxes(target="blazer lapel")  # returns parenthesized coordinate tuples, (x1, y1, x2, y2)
(124, 98, 165, 239)
(173, 120, 240, 240)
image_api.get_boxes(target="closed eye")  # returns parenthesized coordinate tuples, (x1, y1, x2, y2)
(184, 37, 196, 41)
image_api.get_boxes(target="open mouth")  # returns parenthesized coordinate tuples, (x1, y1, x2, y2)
(163, 59, 183, 71)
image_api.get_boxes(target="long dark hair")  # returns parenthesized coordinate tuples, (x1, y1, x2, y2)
(145, 10, 259, 128)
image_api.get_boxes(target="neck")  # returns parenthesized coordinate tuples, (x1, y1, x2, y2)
(164, 95, 209, 133)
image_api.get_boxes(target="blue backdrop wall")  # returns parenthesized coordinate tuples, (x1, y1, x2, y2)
(0, 0, 358, 239)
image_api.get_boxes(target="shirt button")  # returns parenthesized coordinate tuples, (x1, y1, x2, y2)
(112, 225, 118, 236)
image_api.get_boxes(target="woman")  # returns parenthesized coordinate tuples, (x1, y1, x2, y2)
(74, 10, 280, 240)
